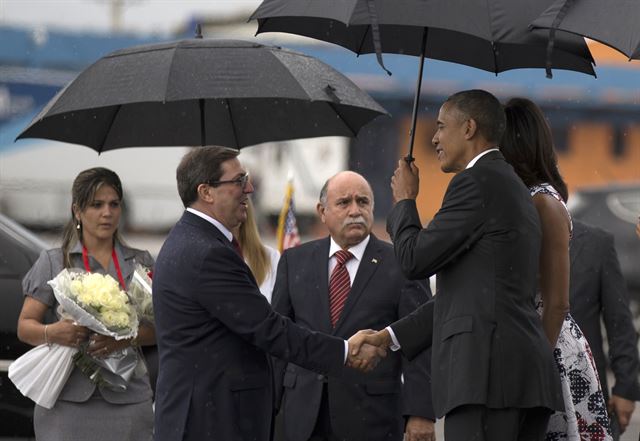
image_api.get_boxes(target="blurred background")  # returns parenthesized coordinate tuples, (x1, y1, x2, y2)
(1, 0, 638, 293)
(0, 0, 639, 439)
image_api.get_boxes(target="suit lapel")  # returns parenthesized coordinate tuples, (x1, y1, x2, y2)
(333, 236, 380, 334)
(183, 210, 231, 245)
(181, 210, 254, 279)
(314, 238, 333, 333)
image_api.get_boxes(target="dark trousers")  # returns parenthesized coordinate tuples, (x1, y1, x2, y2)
(308, 385, 339, 441)
(444, 405, 551, 441)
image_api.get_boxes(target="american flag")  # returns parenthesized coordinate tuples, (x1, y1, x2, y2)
(276, 180, 301, 252)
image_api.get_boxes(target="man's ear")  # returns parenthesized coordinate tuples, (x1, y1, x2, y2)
(464, 118, 478, 140)
(197, 184, 215, 203)
(316, 202, 326, 223)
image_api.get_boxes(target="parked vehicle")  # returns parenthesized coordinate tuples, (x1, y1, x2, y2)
(0, 212, 47, 438)
(568, 183, 640, 301)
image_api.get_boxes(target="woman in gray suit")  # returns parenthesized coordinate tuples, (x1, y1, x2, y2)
(17, 167, 155, 441)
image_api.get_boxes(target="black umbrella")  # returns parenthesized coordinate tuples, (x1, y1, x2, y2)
(531, 0, 640, 60)
(16, 38, 387, 153)
(251, 0, 596, 161)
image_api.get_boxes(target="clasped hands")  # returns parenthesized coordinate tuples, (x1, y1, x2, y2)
(346, 329, 393, 372)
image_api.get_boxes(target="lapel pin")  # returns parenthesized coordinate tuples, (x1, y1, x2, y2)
(371, 258, 378, 264)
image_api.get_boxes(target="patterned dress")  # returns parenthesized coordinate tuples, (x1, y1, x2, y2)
(531, 184, 612, 441)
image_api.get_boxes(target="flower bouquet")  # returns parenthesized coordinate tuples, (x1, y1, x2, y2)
(128, 263, 154, 324)
(9, 269, 140, 409)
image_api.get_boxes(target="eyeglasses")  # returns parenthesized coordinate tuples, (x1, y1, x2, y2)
(207, 172, 250, 189)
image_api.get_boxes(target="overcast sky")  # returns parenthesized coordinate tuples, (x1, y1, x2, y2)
(0, 0, 262, 34)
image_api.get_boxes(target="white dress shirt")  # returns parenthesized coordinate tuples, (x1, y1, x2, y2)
(328, 235, 370, 284)
(465, 147, 499, 169)
(186, 207, 233, 241)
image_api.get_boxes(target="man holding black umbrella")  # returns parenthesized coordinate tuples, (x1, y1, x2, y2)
(351, 90, 564, 440)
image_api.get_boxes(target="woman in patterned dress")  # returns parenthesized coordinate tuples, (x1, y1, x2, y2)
(502, 97, 612, 441)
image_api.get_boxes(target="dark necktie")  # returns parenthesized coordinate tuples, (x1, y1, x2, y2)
(329, 249, 353, 327)
(231, 237, 244, 259)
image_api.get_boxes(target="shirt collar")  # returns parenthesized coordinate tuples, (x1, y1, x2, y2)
(186, 207, 233, 242)
(328, 234, 370, 262)
(68, 237, 131, 260)
(466, 147, 499, 169)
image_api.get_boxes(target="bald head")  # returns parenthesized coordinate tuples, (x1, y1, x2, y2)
(318, 171, 374, 249)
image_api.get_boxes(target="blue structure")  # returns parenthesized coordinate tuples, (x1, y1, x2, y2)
(2, 24, 640, 152)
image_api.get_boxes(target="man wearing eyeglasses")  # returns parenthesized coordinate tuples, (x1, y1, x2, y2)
(152, 146, 386, 441)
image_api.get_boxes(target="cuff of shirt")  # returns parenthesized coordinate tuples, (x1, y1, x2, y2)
(344, 340, 349, 364)
(386, 326, 401, 351)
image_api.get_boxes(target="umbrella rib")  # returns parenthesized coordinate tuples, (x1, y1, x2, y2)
(224, 99, 240, 148)
(356, 25, 371, 56)
(325, 101, 357, 137)
(97, 105, 121, 153)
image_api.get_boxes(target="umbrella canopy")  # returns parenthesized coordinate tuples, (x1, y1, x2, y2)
(251, 0, 596, 160)
(17, 39, 388, 152)
(252, 0, 595, 74)
(531, 0, 640, 60)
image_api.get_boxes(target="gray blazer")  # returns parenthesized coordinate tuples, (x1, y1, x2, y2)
(22, 240, 154, 404)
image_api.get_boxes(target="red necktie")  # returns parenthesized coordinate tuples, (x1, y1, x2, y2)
(329, 250, 353, 327)
(231, 237, 244, 259)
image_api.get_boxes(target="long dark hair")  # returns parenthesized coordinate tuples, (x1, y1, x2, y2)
(61, 167, 123, 268)
(501, 97, 568, 201)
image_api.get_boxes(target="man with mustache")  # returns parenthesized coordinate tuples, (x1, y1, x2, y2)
(271, 171, 435, 441)
(153, 148, 385, 441)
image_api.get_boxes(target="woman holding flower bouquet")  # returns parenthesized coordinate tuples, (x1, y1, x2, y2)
(16, 167, 155, 441)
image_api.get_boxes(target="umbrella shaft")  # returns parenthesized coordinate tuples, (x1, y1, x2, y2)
(407, 28, 428, 162)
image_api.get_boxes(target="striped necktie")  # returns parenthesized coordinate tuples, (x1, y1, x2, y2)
(329, 249, 353, 327)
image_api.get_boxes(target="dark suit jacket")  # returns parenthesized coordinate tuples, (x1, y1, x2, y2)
(153, 211, 345, 441)
(272, 235, 434, 441)
(386, 151, 564, 418)
(570, 220, 640, 403)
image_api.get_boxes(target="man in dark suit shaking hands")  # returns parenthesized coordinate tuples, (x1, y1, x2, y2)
(272, 171, 435, 441)
(153, 147, 384, 441)
(351, 90, 564, 440)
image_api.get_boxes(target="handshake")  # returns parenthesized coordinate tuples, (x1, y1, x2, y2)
(346, 328, 393, 372)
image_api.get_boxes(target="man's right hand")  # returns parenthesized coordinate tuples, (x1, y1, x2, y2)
(347, 329, 393, 372)
(391, 159, 420, 202)
(608, 394, 636, 433)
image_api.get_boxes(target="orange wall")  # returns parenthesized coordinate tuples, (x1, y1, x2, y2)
(588, 41, 635, 65)
(398, 116, 640, 222)
(560, 123, 640, 192)
(397, 116, 452, 222)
